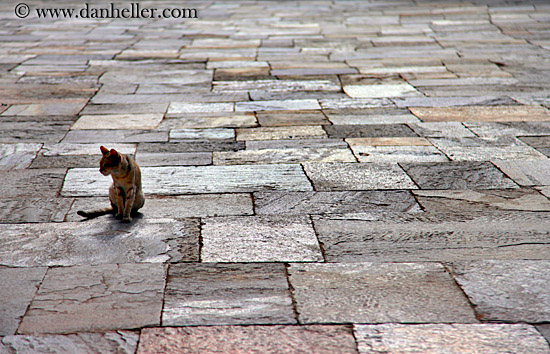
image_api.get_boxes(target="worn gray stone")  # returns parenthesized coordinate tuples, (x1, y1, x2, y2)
(135, 152, 212, 166)
(346, 137, 448, 163)
(0, 143, 41, 170)
(237, 126, 327, 141)
(163, 263, 295, 326)
(201, 215, 322, 262)
(0, 197, 73, 223)
(0, 169, 66, 197)
(137, 141, 244, 153)
(18, 263, 166, 334)
(288, 262, 476, 323)
(492, 159, 550, 186)
(169, 128, 235, 140)
(235, 99, 321, 112)
(324, 124, 417, 138)
(354, 324, 550, 354)
(408, 122, 476, 138)
(214, 148, 356, 165)
(62, 130, 169, 143)
(256, 110, 329, 126)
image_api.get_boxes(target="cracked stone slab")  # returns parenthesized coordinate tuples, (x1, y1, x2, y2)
(313, 212, 550, 262)
(18, 263, 166, 334)
(0, 267, 46, 336)
(201, 215, 322, 262)
(304, 162, 417, 190)
(401, 161, 518, 189)
(0, 143, 42, 170)
(0, 169, 66, 197)
(354, 324, 550, 354)
(0, 197, 73, 223)
(344, 83, 420, 98)
(410, 106, 550, 122)
(138, 325, 357, 354)
(346, 137, 448, 163)
(235, 99, 321, 112)
(254, 191, 419, 215)
(492, 159, 550, 186)
(288, 262, 476, 323)
(449, 260, 550, 322)
(0, 218, 199, 267)
(163, 263, 295, 326)
(1, 331, 139, 354)
(71, 114, 163, 130)
(236, 126, 326, 141)
(62, 164, 312, 196)
(213, 147, 356, 165)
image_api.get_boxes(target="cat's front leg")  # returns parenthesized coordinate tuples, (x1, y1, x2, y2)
(112, 185, 125, 220)
(121, 186, 135, 223)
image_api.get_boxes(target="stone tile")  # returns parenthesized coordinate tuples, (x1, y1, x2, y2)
(464, 122, 550, 138)
(493, 159, 550, 186)
(320, 97, 394, 110)
(71, 114, 164, 130)
(344, 83, 420, 98)
(408, 122, 476, 137)
(62, 164, 312, 196)
(0, 143, 42, 170)
(206, 60, 269, 69)
(18, 263, 166, 334)
(314, 211, 550, 262)
(346, 137, 448, 163)
(236, 126, 326, 141)
(169, 128, 235, 140)
(449, 260, 550, 322)
(30, 155, 101, 169)
(0, 122, 71, 144)
(213, 79, 340, 93)
(325, 108, 420, 125)
(271, 68, 358, 76)
(201, 216, 322, 262)
(394, 96, 519, 108)
(537, 324, 550, 346)
(257, 110, 329, 126)
(80, 103, 168, 115)
(0, 197, 73, 223)
(354, 324, 550, 354)
(163, 263, 295, 326)
(254, 191, 418, 215)
(246, 139, 347, 150)
(324, 124, 417, 138)
(401, 161, 518, 189)
(62, 130, 169, 143)
(288, 263, 476, 323)
(138, 326, 357, 354)
(214, 148, 356, 165)
(161, 113, 257, 129)
(167, 102, 234, 114)
(0, 267, 47, 336)
(235, 99, 321, 112)
(0, 218, 199, 267)
(410, 106, 550, 122)
(1, 331, 139, 354)
(304, 162, 417, 191)
(41, 143, 136, 156)
(429, 137, 546, 161)
(2, 100, 88, 116)
(138, 141, 244, 153)
(135, 152, 212, 166)
(0, 169, 66, 197)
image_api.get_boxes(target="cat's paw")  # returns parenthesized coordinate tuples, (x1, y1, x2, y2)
(122, 216, 132, 223)
(115, 213, 123, 220)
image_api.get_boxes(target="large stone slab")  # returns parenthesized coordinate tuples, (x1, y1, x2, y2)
(161, 113, 257, 129)
(492, 159, 550, 186)
(449, 260, 550, 322)
(0, 267, 47, 336)
(0, 143, 42, 170)
(256, 110, 329, 126)
(235, 99, 321, 112)
(213, 148, 356, 165)
(1, 331, 139, 354)
(288, 263, 476, 323)
(354, 324, 550, 354)
(464, 122, 550, 138)
(346, 137, 448, 163)
(236, 126, 326, 141)
(303, 162, 417, 190)
(62, 129, 169, 143)
(41, 143, 136, 156)
(0, 169, 66, 197)
(401, 161, 518, 189)
(0, 197, 72, 223)
(135, 152, 212, 166)
(254, 191, 419, 215)
(62, 164, 312, 196)
(163, 263, 295, 326)
(344, 83, 420, 98)
(0, 218, 199, 267)
(410, 106, 550, 122)
(167, 102, 234, 114)
(138, 326, 357, 354)
(71, 114, 164, 130)
(325, 108, 419, 125)
(314, 212, 550, 262)
(201, 216, 322, 262)
(408, 122, 476, 138)
(324, 124, 417, 138)
(18, 263, 166, 334)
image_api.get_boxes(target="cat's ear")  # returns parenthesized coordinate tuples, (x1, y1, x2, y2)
(110, 149, 118, 156)
(100, 146, 109, 155)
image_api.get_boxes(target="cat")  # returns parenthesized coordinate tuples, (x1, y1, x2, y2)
(77, 146, 145, 223)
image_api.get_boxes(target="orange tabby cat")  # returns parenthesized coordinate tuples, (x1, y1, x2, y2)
(77, 146, 145, 223)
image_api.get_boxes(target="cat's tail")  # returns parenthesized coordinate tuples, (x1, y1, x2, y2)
(77, 207, 115, 219)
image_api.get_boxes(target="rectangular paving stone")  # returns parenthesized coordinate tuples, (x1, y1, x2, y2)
(0, 143, 42, 170)
(236, 126, 326, 141)
(245, 139, 348, 150)
(0, 197, 73, 223)
(271, 68, 358, 76)
(135, 152, 212, 166)
(394, 96, 519, 108)
(320, 97, 394, 110)
(169, 128, 235, 140)
(63, 130, 169, 143)
(62, 164, 312, 196)
(0, 267, 47, 336)
(138, 141, 244, 153)
(18, 263, 166, 334)
(163, 263, 295, 326)
(167, 102, 235, 114)
(493, 159, 550, 186)
(449, 260, 550, 322)
(346, 137, 448, 163)
(2, 100, 88, 116)
(201, 215, 322, 262)
(0, 169, 66, 197)
(323, 124, 417, 138)
(213, 148, 356, 165)
(464, 122, 550, 138)
(254, 190, 419, 215)
(410, 105, 550, 122)
(71, 114, 164, 130)
(304, 162, 417, 190)
(30, 155, 101, 169)
(235, 99, 321, 112)
(0, 218, 199, 267)
(314, 211, 550, 262)
(288, 262, 476, 323)
(256, 110, 329, 126)
(1, 331, 139, 354)
(80, 103, 168, 115)
(354, 324, 550, 354)
(138, 325, 357, 354)
(213, 79, 340, 93)
(408, 122, 476, 137)
(41, 143, 136, 156)
(400, 161, 518, 189)
(344, 83, 420, 98)
(325, 108, 420, 125)
(161, 113, 257, 129)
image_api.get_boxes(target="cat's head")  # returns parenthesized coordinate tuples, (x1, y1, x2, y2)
(99, 146, 121, 176)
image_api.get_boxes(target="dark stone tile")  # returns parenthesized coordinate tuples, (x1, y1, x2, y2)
(0, 197, 73, 223)
(0, 169, 66, 197)
(256, 110, 329, 127)
(138, 141, 245, 153)
(62, 130, 169, 143)
(323, 124, 417, 138)
(30, 154, 100, 169)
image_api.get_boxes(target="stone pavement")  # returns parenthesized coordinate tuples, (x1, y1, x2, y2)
(1, 0, 550, 352)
